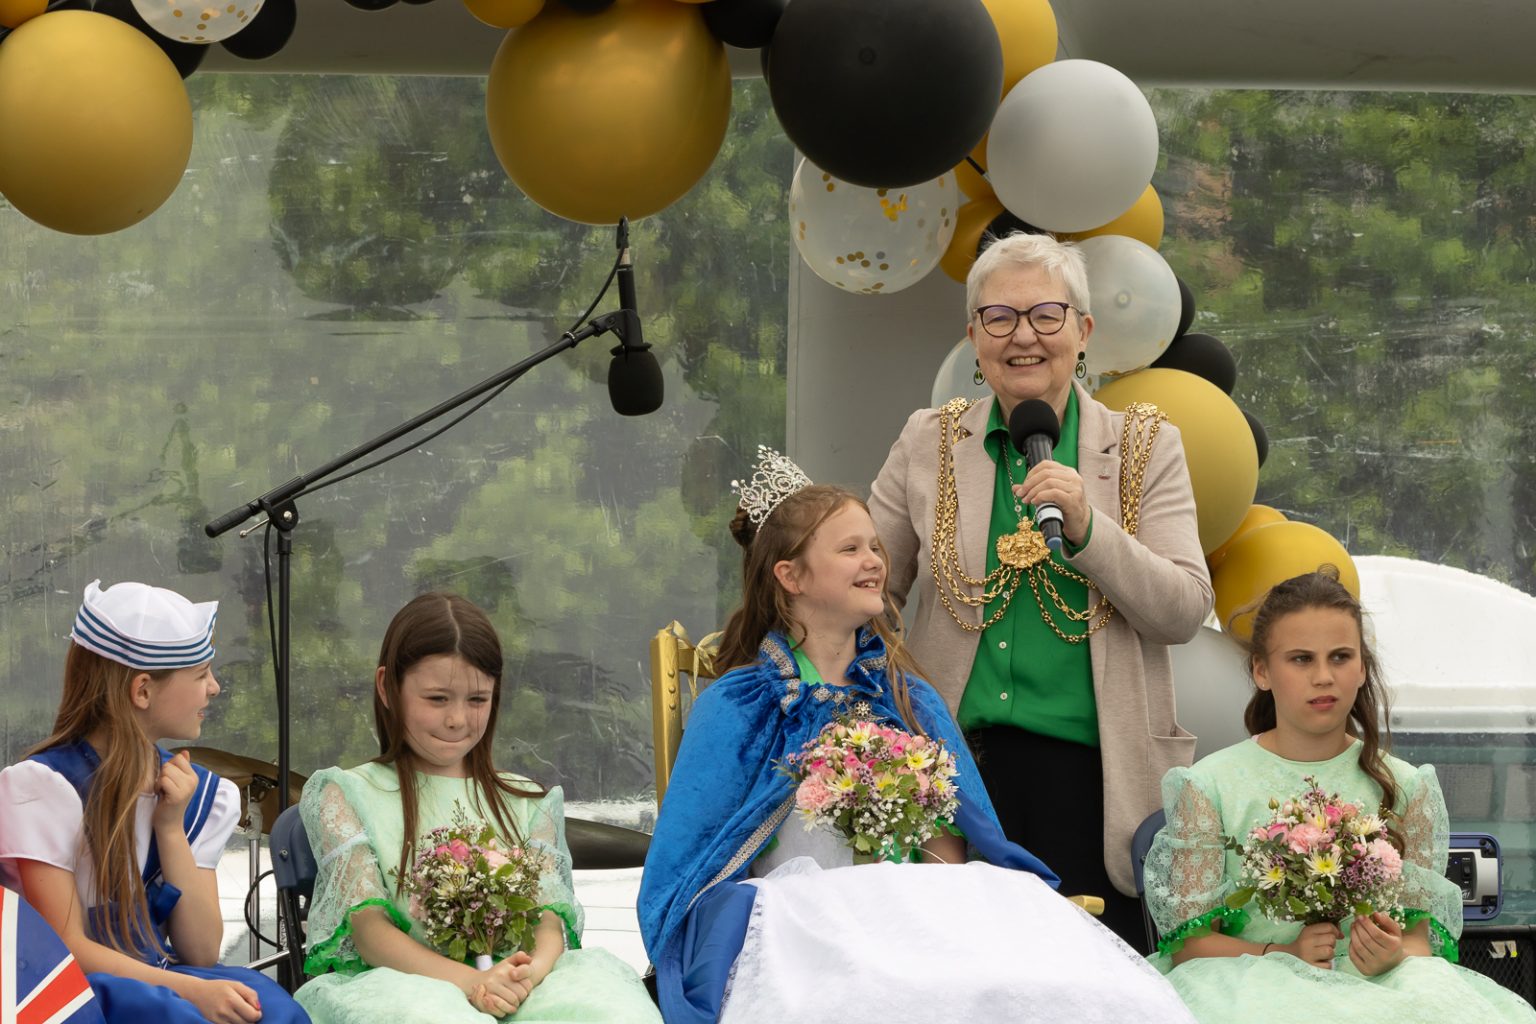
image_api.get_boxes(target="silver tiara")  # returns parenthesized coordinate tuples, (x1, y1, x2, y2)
(732, 445, 813, 527)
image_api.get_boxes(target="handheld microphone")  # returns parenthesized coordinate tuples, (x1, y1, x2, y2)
(1008, 399, 1064, 552)
(607, 217, 664, 416)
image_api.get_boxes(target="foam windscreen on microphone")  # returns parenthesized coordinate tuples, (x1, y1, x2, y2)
(1008, 398, 1060, 455)
(608, 347, 664, 416)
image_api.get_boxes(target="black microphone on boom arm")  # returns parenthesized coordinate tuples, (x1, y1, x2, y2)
(1008, 399, 1065, 552)
(607, 217, 664, 416)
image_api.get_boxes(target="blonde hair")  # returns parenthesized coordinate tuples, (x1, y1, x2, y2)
(966, 231, 1091, 317)
(30, 645, 171, 958)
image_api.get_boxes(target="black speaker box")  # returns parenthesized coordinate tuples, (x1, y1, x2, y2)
(1461, 924, 1536, 1006)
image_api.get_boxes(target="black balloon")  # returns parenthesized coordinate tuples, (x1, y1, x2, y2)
(1244, 409, 1269, 468)
(341, 0, 399, 10)
(703, 0, 786, 49)
(93, 0, 207, 78)
(977, 210, 1050, 258)
(221, 0, 295, 59)
(767, 0, 1003, 188)
(554, 0, 615, 10)
(1175, 276, 1195, 340)
(1153, 332, 1237, 394)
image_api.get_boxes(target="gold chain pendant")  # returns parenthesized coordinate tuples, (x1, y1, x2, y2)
(996, 518, 1050, 570)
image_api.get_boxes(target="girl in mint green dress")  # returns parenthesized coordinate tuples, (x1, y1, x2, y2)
(295, 593, 659, 1024)
(1144, 570, 1534, 1023)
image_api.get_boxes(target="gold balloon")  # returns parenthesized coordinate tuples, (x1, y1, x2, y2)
(463, 0, 543, 29)
(0, 0, 45, 29)
(486, 0, 731, 224)
(1212, 521, 1360, 641)
(1062, 184, 1165, 250)
(0, 12, 192, 235)
(940, 196, 1004, 283)
(1206, 503, 1286, 572)
(1093, 368, 1258, 556)
(980, 0, 1058, 95)
(955, 135, 993, 201)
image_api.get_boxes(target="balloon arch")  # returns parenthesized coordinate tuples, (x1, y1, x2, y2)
(0, 0, 1356, 625)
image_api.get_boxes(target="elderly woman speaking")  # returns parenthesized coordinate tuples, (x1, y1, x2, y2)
(868, 231, 1212, 949)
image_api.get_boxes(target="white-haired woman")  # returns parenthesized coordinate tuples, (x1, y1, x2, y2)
(868, 231, 1213, 948)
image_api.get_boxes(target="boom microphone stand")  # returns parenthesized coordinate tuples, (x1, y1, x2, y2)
(204, 222, 641, 819)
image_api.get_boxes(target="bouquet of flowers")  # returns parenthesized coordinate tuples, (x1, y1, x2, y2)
(1226, 775, 1404, 924)
(400, 805, 548, 965)
(782, 716, 960, 863)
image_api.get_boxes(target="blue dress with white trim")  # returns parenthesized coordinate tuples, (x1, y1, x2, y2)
(0, 741, 309, 1024)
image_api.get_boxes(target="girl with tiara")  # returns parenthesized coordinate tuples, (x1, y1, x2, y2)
(1143, 569, 1535, 1022)
(639, 447, 1198, 1024)
(0, 580, 309, 1024)
(294, 592, 659, 1024)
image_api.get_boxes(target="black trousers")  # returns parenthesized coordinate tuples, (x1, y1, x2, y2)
(966, 725, 1148, 953)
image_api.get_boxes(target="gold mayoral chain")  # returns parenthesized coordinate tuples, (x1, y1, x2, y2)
(929, 397, 1167, 642)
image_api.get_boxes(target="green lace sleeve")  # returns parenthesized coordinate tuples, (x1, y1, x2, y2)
(1154, 905, 1250, 957)
(303, 897, 414, 977)
(542, 901, 583, 951)
(1393, 908, 1460, 964)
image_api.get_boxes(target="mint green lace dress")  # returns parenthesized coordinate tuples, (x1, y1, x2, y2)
(294, 763, 659, 1024)
(1145, 739, 1535, 1023)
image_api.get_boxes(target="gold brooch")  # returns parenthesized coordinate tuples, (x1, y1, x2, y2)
(996, 520, 1050, 570)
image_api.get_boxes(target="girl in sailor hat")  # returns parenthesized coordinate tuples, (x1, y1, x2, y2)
(0, 580, 309, 1024)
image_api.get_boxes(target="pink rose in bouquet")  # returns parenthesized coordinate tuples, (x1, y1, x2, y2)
(1226, 775, 1404, 924)
(400, 804, 549, 964)
(781, 716, 960, 863)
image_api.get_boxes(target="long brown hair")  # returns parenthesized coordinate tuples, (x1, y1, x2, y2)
(372, 592, 544, 890)
(28, 645, 171, 957)
(716, 484, 928, 735)
(1239, 568, 1399, 815)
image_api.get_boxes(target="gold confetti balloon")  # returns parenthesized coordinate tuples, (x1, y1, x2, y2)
(131, 0, 264, 42)
(0, 11, 193, 235)
(789, 157, 958, 295)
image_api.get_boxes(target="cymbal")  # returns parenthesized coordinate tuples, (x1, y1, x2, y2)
(566, 816, 650, 870)
(176, 746, 308, 836)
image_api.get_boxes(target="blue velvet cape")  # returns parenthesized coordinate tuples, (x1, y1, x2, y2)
(638, 629, 1058, 1024)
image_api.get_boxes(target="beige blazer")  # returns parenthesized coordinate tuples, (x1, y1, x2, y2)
(868, 382, 1213, 895)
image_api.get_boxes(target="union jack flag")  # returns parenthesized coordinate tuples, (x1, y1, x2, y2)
(1, 886, 103, 1024)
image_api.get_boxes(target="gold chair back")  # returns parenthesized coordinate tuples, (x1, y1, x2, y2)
(650, 621, 722, 806)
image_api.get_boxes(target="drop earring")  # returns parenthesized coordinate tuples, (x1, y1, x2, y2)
(1075, 351, 1087, 380)
(973, 359, 985, 387)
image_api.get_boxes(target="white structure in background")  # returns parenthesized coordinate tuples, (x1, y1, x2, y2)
(1169, 555, 1536, 754)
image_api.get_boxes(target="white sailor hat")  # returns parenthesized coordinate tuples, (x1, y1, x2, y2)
(70, 580, 218, 671)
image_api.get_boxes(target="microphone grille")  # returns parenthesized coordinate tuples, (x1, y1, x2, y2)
(1008, 399, 1061, 450)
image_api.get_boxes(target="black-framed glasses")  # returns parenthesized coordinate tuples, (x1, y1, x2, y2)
(973, 302, 1079, 338)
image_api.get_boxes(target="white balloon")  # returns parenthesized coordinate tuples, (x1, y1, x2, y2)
(986, 60, 1158, 234)
(931, 337, 992, 408)
(790, 158, 959, 296)
(1079, 234, 1182, 377)
(131, 0, 264, 43)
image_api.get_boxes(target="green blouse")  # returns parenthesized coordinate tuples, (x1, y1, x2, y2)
(956, 391, 1099, 747)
